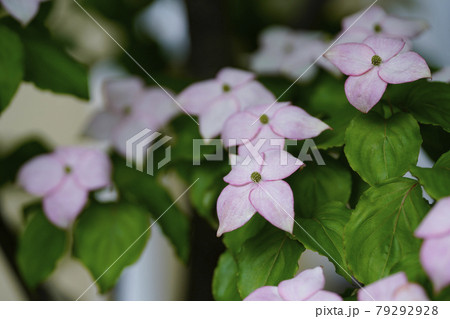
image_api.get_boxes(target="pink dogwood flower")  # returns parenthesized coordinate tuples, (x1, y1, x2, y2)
(18, 147, 112, 228)
(1, 0, 48, 25)
(325, 36, 431, 112)
(178, 68, 275, 140)
(86, 77, 179, 155)
(222, 102, 330, 149)
(358, 272, 428, 301)
(217, 149, 303, 236)
(250, 27, 339, 82)
(415, 197, 450, 293)
(245, 267, 342, 301)
(338, 5, 428, 44)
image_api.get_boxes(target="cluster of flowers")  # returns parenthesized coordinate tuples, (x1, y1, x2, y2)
(251, 6, 432, 113)
(247, 197, 450, 301)
(244, 267, 427, 301)
(178, 68, 330, 235)
(20, 67, 329, 235)
(18, 76, 181, 228)
(0, 0, 48, 25)
(235, 6, 450, 301)
(14, 3, 449, 301)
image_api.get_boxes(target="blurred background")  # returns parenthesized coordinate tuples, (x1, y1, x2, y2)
(0, 0, 449, 300)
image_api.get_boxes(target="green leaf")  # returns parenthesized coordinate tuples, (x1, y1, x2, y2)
(212, 251, 241, 301)
(344, 112, 422, 186)
(287, 155, 352, 218)
(237, 225, 304, 298)
(73, 203, 150, 293)
(390, 252, 428, 285)
(258, 76, 298, 102)
(388, 80, 450, 132)
(293, 202, 352, 281)
(436, 150, 450, 167)
(23, 38, 89, 99)
(349, 172, 370, 208)
(168, 115, 201, 162)
(436, 286, 450, 301)
(307, 76, 359, 149)
(168, 115, 219, 163)
(113, 156, 191, 262)
(81, 0, 154, 21)
(223, 214, 267, 256)
(410, 150, 450, 200)
(344, 178, 429, 284)
(420, 124, 450, 162)
(0, 26, 24, 113)
(189, 162, 228, 227)
(17, 208, 67, 289)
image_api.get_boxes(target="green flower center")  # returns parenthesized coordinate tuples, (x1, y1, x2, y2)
(259, 114, 269, 124)
(372, 55, 382, 66)
(64, 165, 72, 174)
(251, 171, 262, 183)
(222, 83, 231, 92)
(374, 24, 382, 33)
